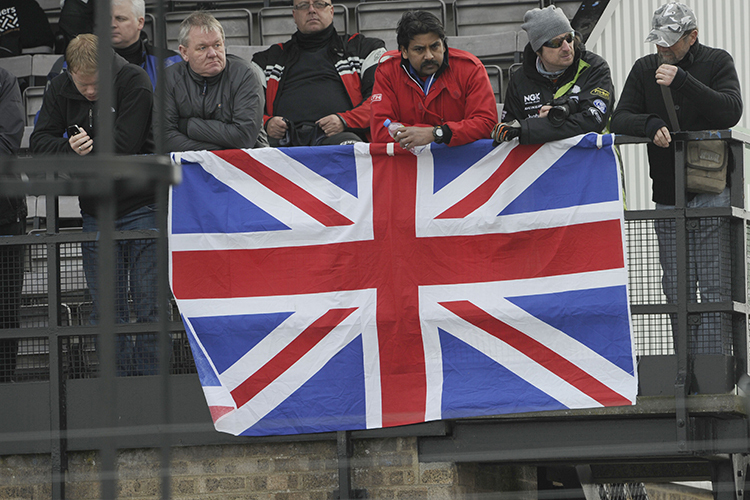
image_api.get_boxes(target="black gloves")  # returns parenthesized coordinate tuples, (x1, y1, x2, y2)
(491, 120, 521, 146)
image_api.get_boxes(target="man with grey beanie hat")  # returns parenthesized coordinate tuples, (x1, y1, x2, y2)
(523, 4, 573, 53)
(492, 5, 613, 145)
(610, 2, 742, 354)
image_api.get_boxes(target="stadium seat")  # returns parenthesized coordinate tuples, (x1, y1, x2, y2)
(226, 45, 271, 65)
(515, 29, 529, 62)
(550, 0, 583, 20)
(258, 7, 295, 45)
(448, 32, 517, 66)
(165, 9, 253, 50)
(23, 86, 45, 127)
(21, 46, 53, 55)
(259, 5, 349, 45)
(36, 0, 60, 10)
(143, 13, 158, 47)
(356, 0, 446, 51)
(31, 54, 60, 86)
(484, 64, 503, 103)
(20, 126, 33, 154)
(508, 62, 523, 77)
(516, 29, 529, 51)
(454, 0, 542, 36)
(0, 55, 32, 81)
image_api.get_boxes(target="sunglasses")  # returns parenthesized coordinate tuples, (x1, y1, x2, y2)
(543, 32, 575, 49)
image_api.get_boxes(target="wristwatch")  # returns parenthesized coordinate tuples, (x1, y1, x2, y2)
(433, 125, 444, 144)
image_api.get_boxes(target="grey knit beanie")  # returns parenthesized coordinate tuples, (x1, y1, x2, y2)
(522, 5, 574, 52)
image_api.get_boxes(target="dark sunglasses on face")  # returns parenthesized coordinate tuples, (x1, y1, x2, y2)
(543, 32, 575, 49)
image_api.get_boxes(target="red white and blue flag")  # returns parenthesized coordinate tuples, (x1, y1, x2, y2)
(168, 134, 637, 437)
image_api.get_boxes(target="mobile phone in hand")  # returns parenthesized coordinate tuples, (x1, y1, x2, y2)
(67, 125, 82, 137)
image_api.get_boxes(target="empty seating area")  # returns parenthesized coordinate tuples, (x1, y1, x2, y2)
(26, 0, 581, 105)
(36, 0, 580, 47)
(355, 0, 446, 51)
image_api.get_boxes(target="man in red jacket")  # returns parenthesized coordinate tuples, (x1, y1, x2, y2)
(370, 11, 497, 151)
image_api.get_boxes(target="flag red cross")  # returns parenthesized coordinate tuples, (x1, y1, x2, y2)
(171, 145, 625, 428)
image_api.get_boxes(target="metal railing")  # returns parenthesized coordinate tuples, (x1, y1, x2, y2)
(620, 130, 750, 398)
(0, 130, 748, 498)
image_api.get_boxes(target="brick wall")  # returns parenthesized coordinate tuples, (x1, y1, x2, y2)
(0, 439, 535, 499)
(0, 454, 51, 500)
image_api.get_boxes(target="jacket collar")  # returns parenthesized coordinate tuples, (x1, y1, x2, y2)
(676, 40, 700, 69)
(115, 36, 146, 66)
(284, 24, 341, 63)
(187, 55, 229, 86)
(293, 23, 336, 49)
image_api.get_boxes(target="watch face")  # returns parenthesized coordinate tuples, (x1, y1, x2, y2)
(434, 126, 443, 140)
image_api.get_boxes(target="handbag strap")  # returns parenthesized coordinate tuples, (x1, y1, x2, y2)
(660, 85, 680, 131)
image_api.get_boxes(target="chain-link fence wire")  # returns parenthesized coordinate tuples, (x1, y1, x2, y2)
(0, 214, 742, 381)
(626, 216, 734, 356)
(0, 234, 197, 382)
(60, 332, 195, 379)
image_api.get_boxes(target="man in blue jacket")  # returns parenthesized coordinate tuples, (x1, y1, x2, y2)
(111, 0, 182, 89)
(49, 0, 181, 91)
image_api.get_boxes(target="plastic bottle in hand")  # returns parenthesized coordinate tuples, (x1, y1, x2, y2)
(383, 119, 426, 155)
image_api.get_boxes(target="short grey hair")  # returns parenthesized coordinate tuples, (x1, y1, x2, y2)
(178, 11, 225, 48)
(112, 0, 145, 20)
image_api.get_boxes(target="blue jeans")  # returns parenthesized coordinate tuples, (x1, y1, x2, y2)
(82, 204, 158, 375)
(655, 187, 731, 354)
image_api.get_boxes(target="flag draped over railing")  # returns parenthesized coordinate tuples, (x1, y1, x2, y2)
(168, 134, 637, 437)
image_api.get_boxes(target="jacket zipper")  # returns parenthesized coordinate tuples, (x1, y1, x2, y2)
(202, 79, 208, 118)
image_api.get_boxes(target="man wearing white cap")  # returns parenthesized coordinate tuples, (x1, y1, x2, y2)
(610, 2, 743, 354)
(492, 5, 613, 145)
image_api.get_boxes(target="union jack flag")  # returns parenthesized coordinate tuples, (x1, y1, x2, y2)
(168, 134, 637, 437)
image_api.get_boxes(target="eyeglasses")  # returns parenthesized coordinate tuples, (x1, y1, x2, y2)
(293, 1, 332, 10)
(543, 32, 575, 49)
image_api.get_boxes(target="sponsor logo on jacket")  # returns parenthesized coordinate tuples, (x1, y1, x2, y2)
(524, 93, 541, 105)
(591, 87, 610, 99)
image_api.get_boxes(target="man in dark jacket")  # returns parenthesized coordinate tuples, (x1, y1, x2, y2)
(30, 34, 158, 375)
(492, 5, 614, 145)
(610, 2, 743, 354)
(162, 11, 265, 152)
(111, 0, 182, 90)
(252, 0, 385, 146)
(0, 66, 25, 383)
